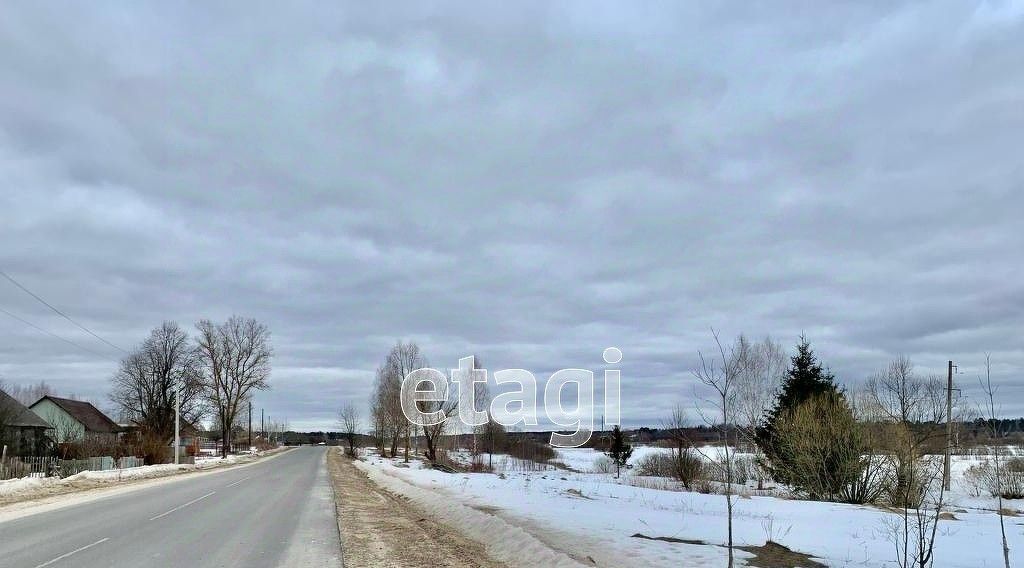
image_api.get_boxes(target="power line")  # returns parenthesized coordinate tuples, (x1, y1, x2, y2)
(0, 306, 107, 357)
(0, 270, 126, 353)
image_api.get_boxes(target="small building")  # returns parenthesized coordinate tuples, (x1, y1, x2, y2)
(29, 396, 121, 445)
(174, 421, 209, 449)
(0, 389, 52, 456)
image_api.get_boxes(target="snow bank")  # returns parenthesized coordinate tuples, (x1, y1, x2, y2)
(0, 448, 285, 500)
(63, 463, 191, 482)
(355, 455, 588, 567)
(0, 476, 46, 497)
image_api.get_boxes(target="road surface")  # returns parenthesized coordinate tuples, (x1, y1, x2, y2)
(0, 447, 342, 568)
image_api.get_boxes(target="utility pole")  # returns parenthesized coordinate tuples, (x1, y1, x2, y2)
(248, 400, 253, 450)
(261, 408, 264, 442)
(174, 382, 180, 465)
(943, 360, 954, 491)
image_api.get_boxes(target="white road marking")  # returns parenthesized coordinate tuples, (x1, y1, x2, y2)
(34, 538, 109, 568)
(225, 476, 251, 488)
(149, 491, 216, 521)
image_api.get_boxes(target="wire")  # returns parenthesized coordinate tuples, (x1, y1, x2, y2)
(0, 270, 126, 353)
(0, 306, 107, 357)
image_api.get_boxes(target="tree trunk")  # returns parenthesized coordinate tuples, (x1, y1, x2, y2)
(221, 415, 229, 459)
(426, 437, 435, 462)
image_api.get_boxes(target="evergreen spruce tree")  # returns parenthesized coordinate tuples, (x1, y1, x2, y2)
(756, 336, 842, 483)
(606, 425, 633, 478)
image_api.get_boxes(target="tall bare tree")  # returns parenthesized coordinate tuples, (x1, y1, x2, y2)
(866, 356, 945, 507)
(734, 335, 786, 488)
(196, 317, 272, 458)
(338, 403, 360, 457)
(416, 356, 467, 464)
(867, 356, 949, 568)
(468, 355, 489, 456)
(376, 363, 405, 458)
(369, 367, 389, 456)
(384, 341, 426, 462)
(692, 329, 743, 568)
(110, 322, 205, 443)
(978, 354, 1011, 568)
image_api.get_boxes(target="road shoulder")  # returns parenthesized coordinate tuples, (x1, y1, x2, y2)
(327, 448, 509, 568)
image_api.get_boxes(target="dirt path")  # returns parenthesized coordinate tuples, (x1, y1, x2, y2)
(327, 449, 509, 568)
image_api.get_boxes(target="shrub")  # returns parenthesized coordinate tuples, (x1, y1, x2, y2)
(675, 451, 705, 488)
(1002, 458, 1024, 499)
(772, 393, 870, 503)
(467, 454, 492, 473)
(634, 450, 705, 489)
(635, 452, 675, 477)
(965, 457, 1024, 500)
(592, 455, 615, 474)
(703, 455, 752, 486)
(506, 438, 556, 464)
(730, 455, 755, 486)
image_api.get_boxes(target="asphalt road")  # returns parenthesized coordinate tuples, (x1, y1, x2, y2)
(0, 447, 342, 568)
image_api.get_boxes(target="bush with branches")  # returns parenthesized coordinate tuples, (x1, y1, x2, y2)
(634, 450, 707, 488)
(965, 457, 1024, 500)
(772, 393, 876, 503)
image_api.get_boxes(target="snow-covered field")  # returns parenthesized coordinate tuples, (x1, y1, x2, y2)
(358, 446, 1024, 567)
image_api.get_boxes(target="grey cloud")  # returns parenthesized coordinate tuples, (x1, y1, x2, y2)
(1, 2, 1022, 428)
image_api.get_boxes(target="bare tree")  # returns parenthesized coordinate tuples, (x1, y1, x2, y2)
(367, 341, 428, 460)
(867, 356, 950, 568)
(376, 365, 405, 459)
(417, 355, 466, 463)
(196, 317, 272, 458)
(882, 453, 946, 568)
(110, 322, 205, 444)
(479, 418, 506, 470)
(661, 404, 702, 489)
(6, 380, 54, 406)
(734, 335, 786, 488)
(338, 403, 360, 457)
(369, 370, 389, 456)
(468, 355, 489, 456)
(384, 341, 426, 462)
(692, 329, 742, 568)
(735, 336, 786, 442)
(978, 354, 1011, 568)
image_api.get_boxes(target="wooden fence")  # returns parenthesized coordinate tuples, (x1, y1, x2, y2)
(0, 455, 145, 481)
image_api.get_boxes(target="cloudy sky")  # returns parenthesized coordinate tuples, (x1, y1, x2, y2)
(1, 2, 1022, 430)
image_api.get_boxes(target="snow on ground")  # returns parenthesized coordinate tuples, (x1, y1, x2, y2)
(358, 446, 1024, 567)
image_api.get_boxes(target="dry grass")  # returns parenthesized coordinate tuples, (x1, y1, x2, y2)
(327, 449, 509, 568)
(737, 541, 826, 568)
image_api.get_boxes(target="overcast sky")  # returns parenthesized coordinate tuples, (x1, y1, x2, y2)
(1, 2, 1022, 430)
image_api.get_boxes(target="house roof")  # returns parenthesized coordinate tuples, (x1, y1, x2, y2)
(0, 389, 52, 429)
(31, 396, 121, 434)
